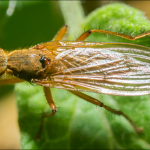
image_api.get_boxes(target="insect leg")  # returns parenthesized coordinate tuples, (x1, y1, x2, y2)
(0, 78, 23, 86)
(35, 87, 56, 140)
(76, 29, 150, 41)
(52, 25, 68, 41)
(69, 90, 143, 134)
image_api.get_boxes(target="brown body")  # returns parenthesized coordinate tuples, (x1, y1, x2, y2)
(0, 46, 58, 81)
(7, 49, 54, 81)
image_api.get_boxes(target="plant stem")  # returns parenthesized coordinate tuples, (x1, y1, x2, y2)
(58, 1, 85, 40)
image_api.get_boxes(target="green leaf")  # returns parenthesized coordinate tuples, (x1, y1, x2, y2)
(84, 3, 150, 47)
(15, 3, 150, 149)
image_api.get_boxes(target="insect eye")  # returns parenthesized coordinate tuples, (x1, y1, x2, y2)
(40, 56, 51, 68)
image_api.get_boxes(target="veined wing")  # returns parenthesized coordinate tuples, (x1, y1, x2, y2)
(36, 43, 150, 96)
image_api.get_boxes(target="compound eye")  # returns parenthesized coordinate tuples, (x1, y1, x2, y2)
(40, 56, 51, 68)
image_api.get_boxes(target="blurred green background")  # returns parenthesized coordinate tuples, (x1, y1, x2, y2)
(0, 1, 64, 50)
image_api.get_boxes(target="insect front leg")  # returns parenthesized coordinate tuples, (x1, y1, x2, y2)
(76, 29, 150, 41)
(0, 78, 23, 86)
(35, 87, 56, 140)
(52, 25, 68, 41)
(69, 90, 143, 134)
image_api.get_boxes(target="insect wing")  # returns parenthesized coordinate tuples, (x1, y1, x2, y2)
(36, 43, 150, 96)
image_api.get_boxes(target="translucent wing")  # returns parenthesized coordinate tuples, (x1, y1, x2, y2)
(35, 43, 150, 96)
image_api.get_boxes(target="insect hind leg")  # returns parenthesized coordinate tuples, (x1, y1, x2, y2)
(69, 90, 143, 134)
(76, 29, 150, 41)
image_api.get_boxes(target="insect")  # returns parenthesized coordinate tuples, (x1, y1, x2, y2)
(1, 25, 150, 139)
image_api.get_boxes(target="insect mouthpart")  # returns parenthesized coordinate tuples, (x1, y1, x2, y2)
(40, 56, 51, 68)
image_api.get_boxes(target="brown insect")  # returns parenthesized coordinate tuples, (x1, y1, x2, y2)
(1, 25, 150, 139)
